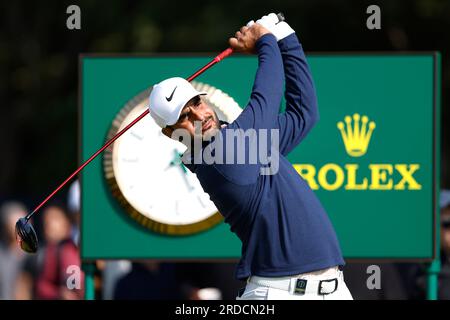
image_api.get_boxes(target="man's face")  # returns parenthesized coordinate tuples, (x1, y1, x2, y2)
(162, 95, 220, 142)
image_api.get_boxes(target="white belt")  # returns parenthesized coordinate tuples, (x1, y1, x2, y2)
(249, 270, 343, 295)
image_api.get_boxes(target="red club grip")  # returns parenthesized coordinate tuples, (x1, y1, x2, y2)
(214, 48, 234, 62)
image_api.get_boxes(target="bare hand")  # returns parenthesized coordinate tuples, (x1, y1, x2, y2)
(228, 24, 271, 54)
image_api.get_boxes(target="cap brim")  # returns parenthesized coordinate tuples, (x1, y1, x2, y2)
(166, 91, 207, 126)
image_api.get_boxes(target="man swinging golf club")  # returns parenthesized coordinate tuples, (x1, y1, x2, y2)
(150, 13, 353, 300)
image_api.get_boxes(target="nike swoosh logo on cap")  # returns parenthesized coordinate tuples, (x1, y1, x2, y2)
(166, 86, 177, 102)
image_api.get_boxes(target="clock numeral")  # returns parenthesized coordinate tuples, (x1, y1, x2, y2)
(197, 195, 207, 208)
(175, 201, 180, 215)
(131, 131, 144, 141)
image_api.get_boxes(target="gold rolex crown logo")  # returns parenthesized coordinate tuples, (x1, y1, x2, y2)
(337, 113, 376, 157)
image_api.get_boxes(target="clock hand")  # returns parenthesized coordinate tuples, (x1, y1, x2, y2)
(172, 150, 195, 191)
(179, 159, 189, 174)
(165, 150, 182, 169)
(165, 150, 195, 191)
(166, 149, 183, 169)
(180, 171, 195, 192)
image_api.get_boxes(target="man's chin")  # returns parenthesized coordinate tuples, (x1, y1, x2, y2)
(202, 127, 220, 141)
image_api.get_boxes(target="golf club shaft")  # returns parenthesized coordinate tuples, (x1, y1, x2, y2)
(25, 48, 235, 221)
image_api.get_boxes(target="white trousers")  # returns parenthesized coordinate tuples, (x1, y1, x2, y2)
(236, 266, 353, 300)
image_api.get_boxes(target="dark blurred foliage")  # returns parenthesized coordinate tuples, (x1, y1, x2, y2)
(0, 0, 449, 201)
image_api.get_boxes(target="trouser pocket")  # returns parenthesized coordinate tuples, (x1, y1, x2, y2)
(235, 283, 269, 300)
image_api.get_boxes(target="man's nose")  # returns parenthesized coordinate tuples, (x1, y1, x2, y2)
(190, 108, 204, 122)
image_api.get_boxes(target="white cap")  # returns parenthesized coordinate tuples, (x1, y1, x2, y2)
(148, 77, 207, 128)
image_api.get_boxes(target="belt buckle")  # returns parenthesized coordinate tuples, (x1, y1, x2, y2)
(318, 278, 338, 295)
(294, 279, 307, 295)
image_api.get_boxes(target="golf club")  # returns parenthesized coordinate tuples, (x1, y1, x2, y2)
(15, 13, 285, 253)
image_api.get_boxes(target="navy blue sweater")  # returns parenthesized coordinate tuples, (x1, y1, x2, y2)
(185, 33, 344, 280)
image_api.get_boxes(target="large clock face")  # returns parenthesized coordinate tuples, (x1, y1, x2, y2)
(103, 82, 242, 235)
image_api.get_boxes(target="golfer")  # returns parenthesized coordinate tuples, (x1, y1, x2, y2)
(148, 14, 353, 300)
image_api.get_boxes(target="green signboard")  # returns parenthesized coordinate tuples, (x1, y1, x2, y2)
(80, 54, 439, 261)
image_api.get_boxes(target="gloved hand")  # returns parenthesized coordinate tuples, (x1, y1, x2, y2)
(247, 13, 295, 41)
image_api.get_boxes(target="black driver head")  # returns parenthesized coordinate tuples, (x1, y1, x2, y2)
(15, 217, 38, 253)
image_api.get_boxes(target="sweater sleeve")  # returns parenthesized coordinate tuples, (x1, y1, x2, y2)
(229, 33, 284, 131)
(276, 33, 319, 156)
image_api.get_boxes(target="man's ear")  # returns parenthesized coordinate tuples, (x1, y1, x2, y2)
(162, 126, 174, 138)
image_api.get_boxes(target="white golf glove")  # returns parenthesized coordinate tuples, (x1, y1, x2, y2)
(247, 13, 295, 42)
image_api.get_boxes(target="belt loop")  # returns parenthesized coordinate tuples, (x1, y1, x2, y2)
(318, 278, 338, 295)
